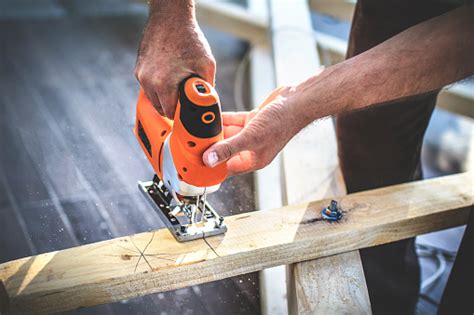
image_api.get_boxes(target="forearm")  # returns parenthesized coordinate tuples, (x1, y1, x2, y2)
(294, 5, 474, 127)
(140, 0, 196, 55)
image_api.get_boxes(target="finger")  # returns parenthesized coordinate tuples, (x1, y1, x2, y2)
(157, 80, 179, 119)
(203, 70, 215, 87)
(226, 151, 254, 176)
(202, 132, 249, 168)
(223, 125, 243, 139)
(200, 59, 216, 86)
(142, 84, 164, 116)
(222, 112, 248, 126)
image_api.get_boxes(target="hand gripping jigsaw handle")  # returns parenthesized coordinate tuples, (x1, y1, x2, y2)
(170, 76, 227, 187)
(134, 76, 227, 188)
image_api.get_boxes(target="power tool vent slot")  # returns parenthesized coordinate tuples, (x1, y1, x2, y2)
(137, 120, 152, 156)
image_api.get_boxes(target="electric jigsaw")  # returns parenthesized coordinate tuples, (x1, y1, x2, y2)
(134, 76, 227, 242)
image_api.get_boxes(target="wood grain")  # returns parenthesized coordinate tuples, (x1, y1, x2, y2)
(289, 251, 371, 314)
(0, 173, 471, 314)
(246, 0, 289, 313)
(268, 0, 368, 313)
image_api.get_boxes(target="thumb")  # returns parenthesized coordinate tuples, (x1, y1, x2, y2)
(203, 135, 246, 168)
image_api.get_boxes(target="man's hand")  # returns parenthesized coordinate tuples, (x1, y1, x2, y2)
(202, 87, 303, 176)
(135, 0, 216, 118)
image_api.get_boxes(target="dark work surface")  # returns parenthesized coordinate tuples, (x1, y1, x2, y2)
(0, 14, 259, 314)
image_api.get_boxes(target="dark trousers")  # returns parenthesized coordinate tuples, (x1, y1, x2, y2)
(336, 1, 471, 314)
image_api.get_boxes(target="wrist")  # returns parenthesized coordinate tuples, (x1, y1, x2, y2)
(285, 83, 323, 133)
(276, 87, 311, 140)
(292, 64, 354, 126)
(148, 0, 196, 30)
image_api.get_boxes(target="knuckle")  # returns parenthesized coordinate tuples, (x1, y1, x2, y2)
(195, 57, 216, 74)
(206, 57, 216, 68)
(135, 68, 145, 82)
(221, 142, 234, 159)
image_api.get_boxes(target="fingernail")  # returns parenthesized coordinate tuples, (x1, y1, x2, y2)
(207, 151, 218, 167)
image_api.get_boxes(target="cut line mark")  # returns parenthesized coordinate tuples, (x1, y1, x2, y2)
(202, 235, 220, 257)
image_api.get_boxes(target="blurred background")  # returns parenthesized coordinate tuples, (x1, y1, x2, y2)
(0, 0, 472, 314)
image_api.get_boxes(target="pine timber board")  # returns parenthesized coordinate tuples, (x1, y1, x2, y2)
(267, 0, 368, 313)
(247, 0, 287, 313)
(196, 1, 267, 44)
(288, 250, 370, 314)
(0, 173, 472, 314)
(309, 0, 356, 22)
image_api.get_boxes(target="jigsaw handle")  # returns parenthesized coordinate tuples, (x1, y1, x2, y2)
(170, 76, 227, 187)
(134, 76, 227, 187)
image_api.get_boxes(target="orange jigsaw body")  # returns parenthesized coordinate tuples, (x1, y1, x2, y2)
(134, 76, 227, 188)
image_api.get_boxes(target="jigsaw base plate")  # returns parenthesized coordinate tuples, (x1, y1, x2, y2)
(138, 179, 227, 242)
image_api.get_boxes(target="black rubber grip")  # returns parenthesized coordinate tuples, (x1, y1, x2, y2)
(178, 76, 222, 139)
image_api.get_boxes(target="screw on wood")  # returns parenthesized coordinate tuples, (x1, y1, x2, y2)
(321, 200, 342, 222)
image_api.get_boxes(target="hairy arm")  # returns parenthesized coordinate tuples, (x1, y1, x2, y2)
(203, 5, 474, 174)
(295, 5, 474, 127)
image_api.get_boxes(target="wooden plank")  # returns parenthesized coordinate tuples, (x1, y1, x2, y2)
(246, 0, 288, 313)
(288, 251, 371, 314)
(0, 173, 471, 314)
(437, 87, 474, 119)
(267, 0, 369, 313)
(195, 1, 267, 43)
(268, 0, 346, 204)
(315, 30, 348, 65)
(309, 0, 356, 22)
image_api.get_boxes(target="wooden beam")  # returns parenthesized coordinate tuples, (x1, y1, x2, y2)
(267, 0, 369, 313)
(437, 86, 474, 119)
(246, 0, 288, 313)
(309, 0, 356, 22)
(315, 31, 348, 66)
(288, 251, 371, 314)
(195, 1, 267, 43)
(268, 1, 346, 205)
(0, 173, 471, 314)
